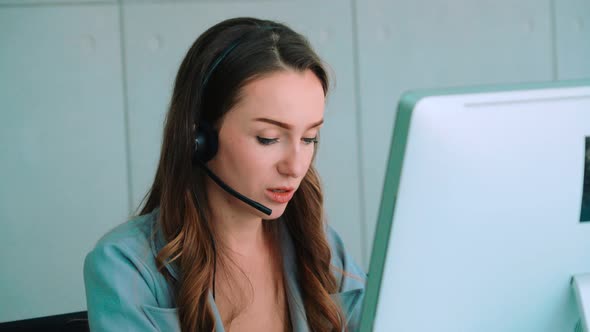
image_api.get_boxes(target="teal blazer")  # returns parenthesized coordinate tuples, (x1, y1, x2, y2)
(83, 209, 366, 331)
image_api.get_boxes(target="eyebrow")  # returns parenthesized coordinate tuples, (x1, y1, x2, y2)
(254, 117, 324, 130)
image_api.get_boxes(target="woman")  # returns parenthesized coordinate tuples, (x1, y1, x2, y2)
(84, 17, 365, 332)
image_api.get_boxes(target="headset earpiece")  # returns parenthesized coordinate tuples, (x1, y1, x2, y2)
(193, 122, 218, 164)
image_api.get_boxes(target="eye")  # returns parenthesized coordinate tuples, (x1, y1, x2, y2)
(302, 136, 318, 145)
(257, 136, 279, 145)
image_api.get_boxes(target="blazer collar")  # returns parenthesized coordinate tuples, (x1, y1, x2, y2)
(149, 208, 180, 281)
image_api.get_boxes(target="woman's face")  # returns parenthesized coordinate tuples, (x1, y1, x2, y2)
(207, 69, 325, 220)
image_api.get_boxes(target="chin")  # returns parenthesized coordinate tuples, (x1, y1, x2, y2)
(261, 205, 288, 221)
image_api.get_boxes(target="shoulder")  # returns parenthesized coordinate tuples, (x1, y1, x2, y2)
(325, 224, 366, 329)
(83, 210, 167, 303)
(83, 210, 180, 330)
(85, 209, 159, 274)
(93, 211, 155, 253)
(85, 212, 156, 275)
(325, 224, 366, 292)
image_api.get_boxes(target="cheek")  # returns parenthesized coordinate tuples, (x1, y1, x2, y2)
(224, 139, 273, 176)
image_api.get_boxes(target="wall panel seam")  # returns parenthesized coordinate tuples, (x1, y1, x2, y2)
(350, 0, 367, 268)
(117, 0, 134, 215)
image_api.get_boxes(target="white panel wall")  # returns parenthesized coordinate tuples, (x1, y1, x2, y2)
(0, 4, 128, 322)
(554, 0, 590, 80)
(355, 0, 555, 264)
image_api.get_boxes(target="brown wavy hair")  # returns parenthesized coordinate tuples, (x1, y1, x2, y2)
(138, 17, 344, 331)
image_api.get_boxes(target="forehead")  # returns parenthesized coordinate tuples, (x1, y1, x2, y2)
(227, 69, 326, 126)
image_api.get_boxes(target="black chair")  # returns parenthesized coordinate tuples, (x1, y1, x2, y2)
(0, 311, 89, 332)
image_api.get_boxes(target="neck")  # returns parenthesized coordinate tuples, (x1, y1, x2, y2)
(206, 178, 267, 257)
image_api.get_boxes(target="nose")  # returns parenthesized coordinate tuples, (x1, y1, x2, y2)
(277, 143, 310, 178)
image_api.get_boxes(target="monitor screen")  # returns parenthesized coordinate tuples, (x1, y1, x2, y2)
(360, 80, 590, 332)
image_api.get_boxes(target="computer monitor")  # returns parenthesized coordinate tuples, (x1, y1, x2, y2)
(360, 80, 590, 332)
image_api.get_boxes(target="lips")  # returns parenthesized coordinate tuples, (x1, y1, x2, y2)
(265, 187, 295, 204)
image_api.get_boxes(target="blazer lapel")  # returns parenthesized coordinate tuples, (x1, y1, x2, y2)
(209, 292, 226, 332)
(279, 221, 310, 332)
(152, 210, 225, 331)
(330, 288, 363, 328)
(279, 222, 366, 332)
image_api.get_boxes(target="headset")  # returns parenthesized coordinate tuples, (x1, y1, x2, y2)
(191, 29, 272, 216)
